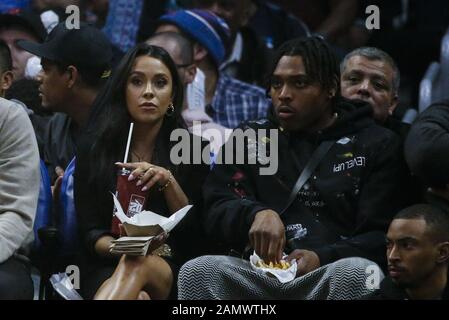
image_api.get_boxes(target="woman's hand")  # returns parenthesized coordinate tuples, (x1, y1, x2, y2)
(115, 162, 173, 192)
(119, 224, 127, 237)
(147, 232, 169, 255)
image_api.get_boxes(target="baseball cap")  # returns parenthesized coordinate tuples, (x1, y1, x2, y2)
(17, 21, 112, 76)
(0, 10, 47, 41)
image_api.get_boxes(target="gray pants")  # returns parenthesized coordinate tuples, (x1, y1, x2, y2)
(178, 255, 384, 300)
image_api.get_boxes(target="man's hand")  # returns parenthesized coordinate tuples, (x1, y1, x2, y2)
(51, 166, 65, 213)
(249, 209, 285, 263)
(286, 249, 321, 276)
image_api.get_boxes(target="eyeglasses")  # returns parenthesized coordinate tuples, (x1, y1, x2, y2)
(175, 63, 193, 69)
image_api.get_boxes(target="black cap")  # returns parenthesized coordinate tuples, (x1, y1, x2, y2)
(0, 10, 47, 41)
(17, 22, 112, 75)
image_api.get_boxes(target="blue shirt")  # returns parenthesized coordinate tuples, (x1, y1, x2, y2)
(208, 75, 270, 128)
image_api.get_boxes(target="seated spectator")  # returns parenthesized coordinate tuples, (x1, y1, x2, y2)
(1, 39, 50, 159)
(340, 47, 409, 137)
(341, 47, 422, 203)
(17, 22, 112, 183)
(0, 9, 46, 80)
(405, 102, 449, 214)
(147, 31, 231, 152)
(0, 96, 40, 299)
(273, 0, 358, 52)
(363, 204, 449, 300)
(191, 0, 273, 86)
(247, 0, 310, 51)
(75, 43, 211, 300)
(177, 36, 410, 299)
(156, 9, 270, 129)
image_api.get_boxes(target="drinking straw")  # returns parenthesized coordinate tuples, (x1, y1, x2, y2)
(123, 122, 134, 163)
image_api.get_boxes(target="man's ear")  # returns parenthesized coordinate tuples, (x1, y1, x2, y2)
(436, 241, 449, 264)
(388, 94, 399, 116)
(0, 70, 14, 93)
(329, 77, 338, 99)
(66, 65, 79, 89)
(193, 43, 208, 63)
(184, 64, 197, 85)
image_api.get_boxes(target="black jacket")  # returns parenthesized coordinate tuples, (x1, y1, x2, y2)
(203, 98, 411, 267)
(41, 113, 79, 182)
(363, 275, 449, 300)
(426, 192, 449, 215)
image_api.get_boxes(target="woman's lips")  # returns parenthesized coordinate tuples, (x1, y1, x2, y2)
(139, 102, 157, 111)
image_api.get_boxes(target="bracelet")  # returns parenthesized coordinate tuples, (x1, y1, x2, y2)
(159, 170, 173, 191)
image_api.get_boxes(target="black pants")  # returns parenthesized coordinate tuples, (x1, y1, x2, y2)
(0, 255, 34, 299)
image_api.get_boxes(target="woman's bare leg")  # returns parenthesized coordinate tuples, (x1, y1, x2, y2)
(94, 254, 173, 300)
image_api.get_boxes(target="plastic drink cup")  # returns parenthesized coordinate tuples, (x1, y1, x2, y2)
(111, 168, 149, 237)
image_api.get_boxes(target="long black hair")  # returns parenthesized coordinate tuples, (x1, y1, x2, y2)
(88, 43, 186, 191)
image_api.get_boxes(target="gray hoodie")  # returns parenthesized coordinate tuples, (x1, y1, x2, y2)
(0, 97, 40, 263)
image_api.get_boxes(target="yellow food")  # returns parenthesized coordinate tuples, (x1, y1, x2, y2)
(256, 259, 291, 270)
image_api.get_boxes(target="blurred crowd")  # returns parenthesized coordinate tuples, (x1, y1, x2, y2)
(0, 0, 449, 301)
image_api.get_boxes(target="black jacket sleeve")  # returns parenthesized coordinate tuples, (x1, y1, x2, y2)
(203, 129, 273, 252)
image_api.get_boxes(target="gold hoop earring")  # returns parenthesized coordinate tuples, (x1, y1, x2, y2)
(166, 102, 175, 117)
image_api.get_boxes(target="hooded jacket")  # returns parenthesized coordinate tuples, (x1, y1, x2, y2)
(203, 97, 411, 267)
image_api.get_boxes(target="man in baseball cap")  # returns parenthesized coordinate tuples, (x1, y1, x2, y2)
(0, 9, 47, 79)
(17, 21, 112, 183)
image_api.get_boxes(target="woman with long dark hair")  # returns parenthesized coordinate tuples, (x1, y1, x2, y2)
(74, 43, 210, 300)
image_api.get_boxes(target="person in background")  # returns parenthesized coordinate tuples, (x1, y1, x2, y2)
(156, 9, 270, 129)
(405, 102, 449, 214)
(147, 31, 231, 152)
(0, 10, 46, 80)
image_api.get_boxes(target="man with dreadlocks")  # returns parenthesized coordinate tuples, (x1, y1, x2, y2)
(177, 36, 410, 300)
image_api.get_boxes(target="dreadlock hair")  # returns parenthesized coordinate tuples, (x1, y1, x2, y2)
(265, 36, 340, 98)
